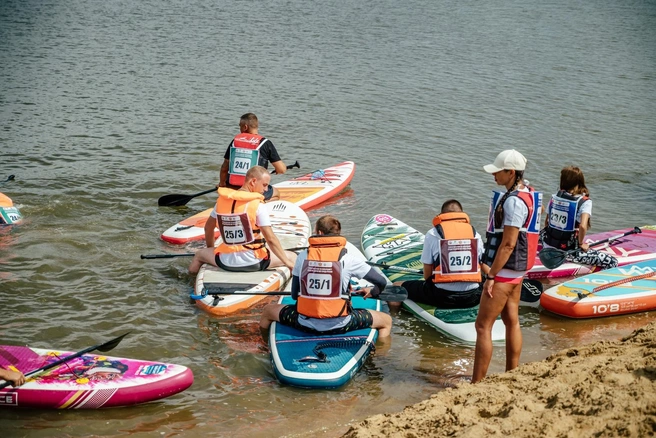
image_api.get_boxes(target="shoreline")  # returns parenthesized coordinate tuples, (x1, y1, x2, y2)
(342, 320, 656, 437)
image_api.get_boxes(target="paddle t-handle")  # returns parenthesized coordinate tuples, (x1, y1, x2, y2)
(141, 253, 195, 259)
(0, 332, 130, 389)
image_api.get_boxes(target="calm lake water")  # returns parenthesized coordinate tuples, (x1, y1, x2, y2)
(1, 0, 655, 436)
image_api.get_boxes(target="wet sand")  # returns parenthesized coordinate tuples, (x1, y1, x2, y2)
(343, 321, 656, 437)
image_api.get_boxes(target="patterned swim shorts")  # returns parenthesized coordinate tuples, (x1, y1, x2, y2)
(278, 305, 373, 335)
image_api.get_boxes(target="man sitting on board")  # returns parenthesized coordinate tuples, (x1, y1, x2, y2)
(189, 166, 296, 274)
(391, 199, 485, 311)
(219, 113, 286, 201)
(260, 215, 393, 339)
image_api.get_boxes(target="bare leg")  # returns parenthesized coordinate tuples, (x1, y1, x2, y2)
(388, 281, 406, 312)
(268, 250, 297, 268)
(189, 247, 218, 274)
(370, 310, 392, 338)
(501, 282, 523, 371)
(259, 303, 285, 331)
(472, 281, 515, 383)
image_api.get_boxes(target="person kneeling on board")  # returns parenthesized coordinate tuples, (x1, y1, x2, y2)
(188, 166, 296, 274)
(391, 199, 485, 311)
(259, 215, 393, 338)
(540, 165, 618, 269)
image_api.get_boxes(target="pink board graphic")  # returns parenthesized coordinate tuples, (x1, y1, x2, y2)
(0, 346, 193, 409)
(527, 226, 656, 279)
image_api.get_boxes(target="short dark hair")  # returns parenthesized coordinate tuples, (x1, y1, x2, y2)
(440, 199, 463, 213)
(239, 113, 258, 129)
(315, 215, 341, 235)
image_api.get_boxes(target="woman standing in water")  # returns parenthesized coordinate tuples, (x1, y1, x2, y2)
(473, 149, 542, 383)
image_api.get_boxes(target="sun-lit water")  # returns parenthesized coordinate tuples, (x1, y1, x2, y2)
(1, 0, 655, 436)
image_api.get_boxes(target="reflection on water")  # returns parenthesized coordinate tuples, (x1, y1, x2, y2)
(2, 0, 655, 435)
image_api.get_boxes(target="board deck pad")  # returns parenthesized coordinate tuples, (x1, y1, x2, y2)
(193, 200, 311, 316)
(361, 214, 506, 343)
(540, 259, 656, 319)
(269, 242, 380, 388)
(161, 161, 355, 244)
(0, 346, 193, 409)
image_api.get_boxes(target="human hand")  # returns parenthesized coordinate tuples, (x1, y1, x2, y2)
(2, 369, 26, 386)
(484, 279, 494, 298)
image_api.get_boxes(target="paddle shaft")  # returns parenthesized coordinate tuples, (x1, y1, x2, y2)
(270, 160, 300, 174)
(196, 285, 407, 301)
(141, 246, 305, 259)
(0, 333, 130, 389)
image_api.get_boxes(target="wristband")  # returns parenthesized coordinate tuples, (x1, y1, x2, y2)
(487, 276, 495, 280)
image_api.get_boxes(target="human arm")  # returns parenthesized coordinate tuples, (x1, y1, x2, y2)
(291, 275, 300, 300)
(219, 159, 230, 187)
(204, 214, 217, 248)
(270, 160, 286, 175)
(578, 212, 590, 251)
(0, 368, 26, 387)
(357, 267, 388, 299)
(260, 225, 295, 269)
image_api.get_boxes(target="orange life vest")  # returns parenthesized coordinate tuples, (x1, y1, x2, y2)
(431, 212, 482, 283)
(297, 235, 350, 319)
(214, 188, 268, 259)
(228, 133, 266, 186)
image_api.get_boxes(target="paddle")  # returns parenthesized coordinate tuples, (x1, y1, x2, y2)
(0, 332, 130, 389)
(0, 174, 15, 186)
(192, 284, 408, 301)
(366, 261, 544, 304)
(270, 160, 300, 174)
(140, 246, 306, 259)
(538, 227, 642, 270)
(158, 161, 301, 207)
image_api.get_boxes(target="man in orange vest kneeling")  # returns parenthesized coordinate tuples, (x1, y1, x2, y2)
(260, 215, 393, 339)
(189, 166, 296, 274)
(391, 199, 485, 311)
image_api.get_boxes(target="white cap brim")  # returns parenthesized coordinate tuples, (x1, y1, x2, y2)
(483, 164, 503, 174)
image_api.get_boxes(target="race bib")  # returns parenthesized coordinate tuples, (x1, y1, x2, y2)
(301, 261, 341, 297)
(439, 239, 479, 275)
(229, 148, 258, 176)
(218, 213, 254, 245)
(548, 196, 577, 232)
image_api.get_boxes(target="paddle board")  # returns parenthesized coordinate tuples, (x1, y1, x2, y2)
(193, 200, 311, 316)
(540, 260, 656, 318)
(528, 226, 656, 279)
(361, 214, 508, 343)
(161, 161, 355, 244)
(0, 346, 193, 409)
(0, 192, 22, 225)
(269, 242, 381, 388)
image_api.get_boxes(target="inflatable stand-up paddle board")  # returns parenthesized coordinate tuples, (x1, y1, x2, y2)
(528, 226, 656, 279)
(192, 201, 311, 316)
(361, 214, 507, 343)
(269, 242, 381, 388)
(540, 259, 656, 318)
(161, 161, 355, 244)
(0, 346, 193, 409)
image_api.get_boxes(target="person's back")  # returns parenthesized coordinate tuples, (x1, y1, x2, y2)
(220, 113, 286, 201)
(392, 199, 484, 311)
(260, 215, 392, 339)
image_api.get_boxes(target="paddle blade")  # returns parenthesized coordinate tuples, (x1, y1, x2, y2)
(538, 247, 568, 269)
(97, 332, 130, 352)
(158, 194, 193, 207)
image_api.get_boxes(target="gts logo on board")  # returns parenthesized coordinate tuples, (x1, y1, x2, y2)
(271, 203, 287, 212)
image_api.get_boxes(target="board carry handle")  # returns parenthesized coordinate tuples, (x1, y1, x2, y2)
(0, 333, 130, 390)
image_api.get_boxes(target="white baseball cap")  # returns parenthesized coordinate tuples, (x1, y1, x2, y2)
(483, 149, 527, 173)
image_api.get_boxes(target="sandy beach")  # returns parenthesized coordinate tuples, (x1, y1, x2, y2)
(344, 321, 656, 437)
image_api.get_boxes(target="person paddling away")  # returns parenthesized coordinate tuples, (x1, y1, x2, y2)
(219, 113, 286, 201)
(540, 166, 618, 269)
(473, 149, 542, 383)
(390, 199, 485, 311)
(189, 166, 296, 274)
(260, 215, 393, 339)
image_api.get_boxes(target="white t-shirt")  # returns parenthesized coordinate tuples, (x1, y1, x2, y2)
(421, 226, 484, 291)
(210, 202, 271, 267)
(291, 247, 371, 332)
